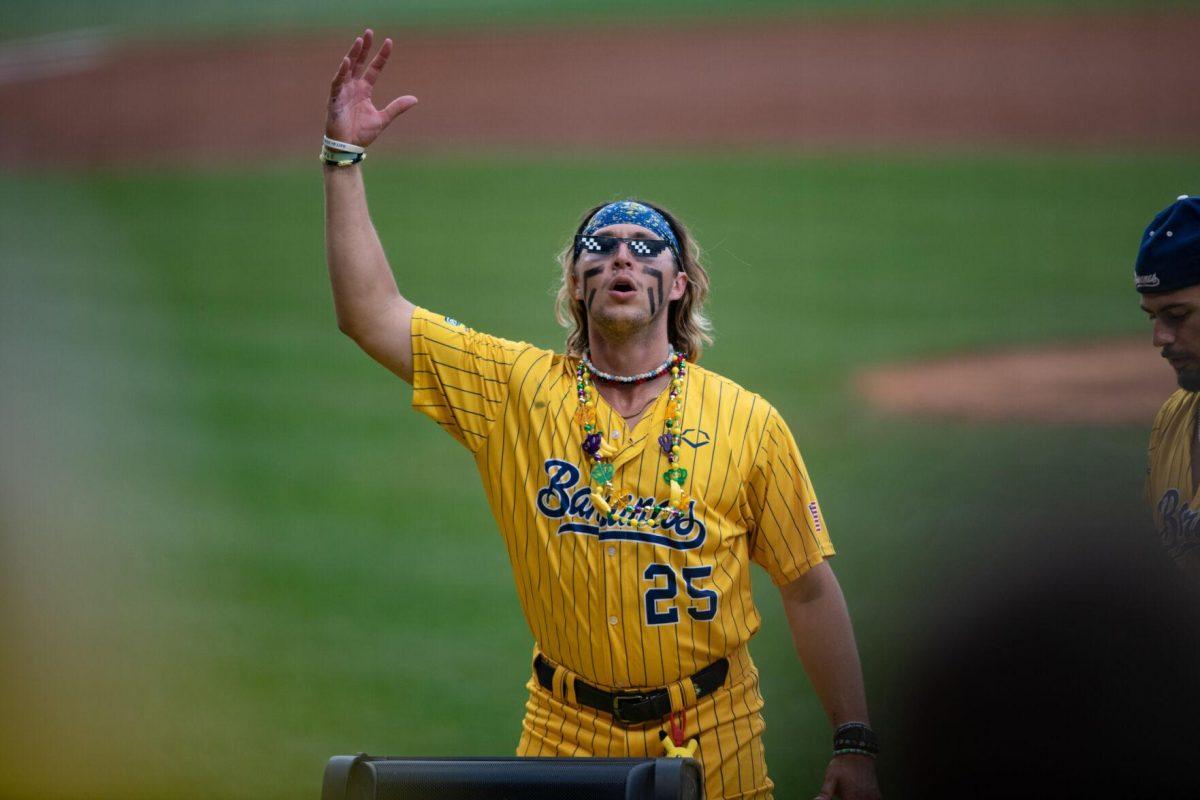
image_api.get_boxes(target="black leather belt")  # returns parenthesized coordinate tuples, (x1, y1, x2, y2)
(534, 654, 729, 725)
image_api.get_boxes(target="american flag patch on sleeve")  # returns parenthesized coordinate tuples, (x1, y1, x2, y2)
(808, 501, 823, 532)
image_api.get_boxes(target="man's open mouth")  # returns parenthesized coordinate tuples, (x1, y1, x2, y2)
(608, 277, 637, 296)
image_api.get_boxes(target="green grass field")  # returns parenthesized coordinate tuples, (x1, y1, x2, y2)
(3, 0, 1197, 42)
(1, 153, 1193, 798)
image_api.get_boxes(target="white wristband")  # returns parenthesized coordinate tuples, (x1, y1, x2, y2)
(322, 135, 365, 155)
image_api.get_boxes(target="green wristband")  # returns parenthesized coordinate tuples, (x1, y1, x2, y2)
(320, 147, 365, 167)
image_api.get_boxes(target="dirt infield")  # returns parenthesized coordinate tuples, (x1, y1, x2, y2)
(1, 11, 1198, 166)
(857, 338, 1176, 424)
(2, 11, 1191, 424)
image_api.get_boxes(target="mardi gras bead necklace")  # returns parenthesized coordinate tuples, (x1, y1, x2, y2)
(575, 351, 690, 530)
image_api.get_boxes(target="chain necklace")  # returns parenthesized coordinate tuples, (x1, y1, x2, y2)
(581, 350, 677, 384)
(574, 352, 690, 530)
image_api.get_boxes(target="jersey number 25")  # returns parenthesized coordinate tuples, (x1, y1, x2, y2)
(643, 564, 718, 626)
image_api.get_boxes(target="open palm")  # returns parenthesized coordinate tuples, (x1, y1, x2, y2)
(326, 29, 418, 148)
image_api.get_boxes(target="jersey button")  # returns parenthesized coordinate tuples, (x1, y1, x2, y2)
(608, 616, 618, 626)
(607, 546, 616, 556)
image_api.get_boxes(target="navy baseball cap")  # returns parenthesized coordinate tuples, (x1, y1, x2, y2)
(1134, 195, 1200, 294)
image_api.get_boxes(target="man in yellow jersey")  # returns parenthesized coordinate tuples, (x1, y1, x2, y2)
(1138, 194, 1200, 581)
(322, 30, 881, 800)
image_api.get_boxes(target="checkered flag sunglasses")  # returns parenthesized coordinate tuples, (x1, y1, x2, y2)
(574, 235, 675, 260)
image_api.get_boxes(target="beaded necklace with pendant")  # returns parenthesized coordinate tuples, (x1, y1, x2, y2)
(575, 351, 690, 530)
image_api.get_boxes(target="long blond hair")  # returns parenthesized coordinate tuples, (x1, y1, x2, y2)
(554, 200, 714, 360)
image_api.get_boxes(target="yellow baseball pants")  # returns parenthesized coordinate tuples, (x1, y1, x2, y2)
(516, 646, 774, 800)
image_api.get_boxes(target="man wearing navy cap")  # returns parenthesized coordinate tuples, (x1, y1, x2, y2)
(1137, 195, 1200, 578)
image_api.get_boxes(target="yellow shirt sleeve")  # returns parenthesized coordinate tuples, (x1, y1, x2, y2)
(1146, 389, 1187, 509)
(1147, 397, 1168, 507)
(745, 407, 836, 586)
(410, 307, 530, 452)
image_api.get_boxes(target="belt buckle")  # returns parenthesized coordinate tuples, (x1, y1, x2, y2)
(612, 693, 650, 724)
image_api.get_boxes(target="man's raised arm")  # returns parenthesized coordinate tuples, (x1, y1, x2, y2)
(324, 29, 419, 383)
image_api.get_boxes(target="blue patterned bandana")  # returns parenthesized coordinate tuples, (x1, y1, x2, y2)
(582, 201, 679, 253)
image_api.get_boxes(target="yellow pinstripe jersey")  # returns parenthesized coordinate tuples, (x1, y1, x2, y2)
(1146, 388, 1200, 564)
(411, 307, 835, 689)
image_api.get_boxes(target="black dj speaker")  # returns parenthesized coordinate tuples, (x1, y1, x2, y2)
(321, 754, 704, 800)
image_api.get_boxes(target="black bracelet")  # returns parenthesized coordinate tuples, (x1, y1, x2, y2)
(833, 722, 879, 757)
(320, 148, 365, 167)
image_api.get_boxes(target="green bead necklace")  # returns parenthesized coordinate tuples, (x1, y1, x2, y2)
(574, 352, 690, 530)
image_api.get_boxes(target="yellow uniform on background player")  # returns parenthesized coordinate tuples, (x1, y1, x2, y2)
(323, 29, 882, 800)
(1137, 195, 1200, 581)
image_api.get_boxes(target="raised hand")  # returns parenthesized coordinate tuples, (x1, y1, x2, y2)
(326, 29, 418, 148)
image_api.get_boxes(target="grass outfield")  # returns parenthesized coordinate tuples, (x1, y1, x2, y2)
(3, 0, 1197, 42)
(1, 153, 1191, 798)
